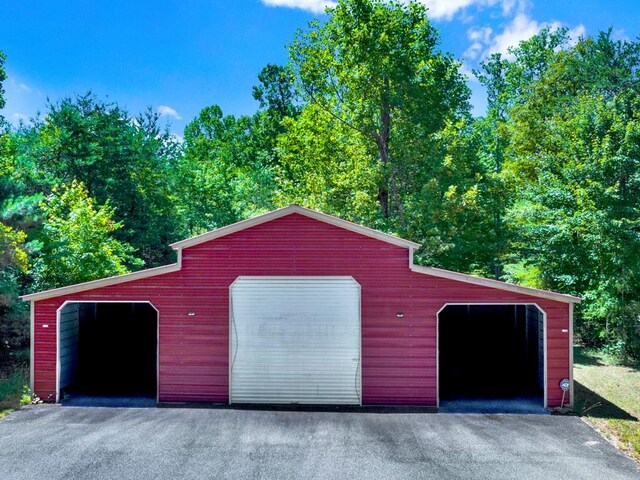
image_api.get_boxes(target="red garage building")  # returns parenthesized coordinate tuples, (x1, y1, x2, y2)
(21, 205, 580, 409)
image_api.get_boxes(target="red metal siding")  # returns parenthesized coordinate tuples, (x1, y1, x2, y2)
(32, 213, 572, 406)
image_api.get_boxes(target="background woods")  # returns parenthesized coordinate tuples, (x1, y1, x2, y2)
(1, 0, 639, 367)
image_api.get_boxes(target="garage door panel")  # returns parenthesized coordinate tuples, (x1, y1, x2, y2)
(230, 277, 361, 405)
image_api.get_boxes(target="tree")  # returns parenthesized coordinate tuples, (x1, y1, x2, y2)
(278, 0, 499, 272)
(14, 94, 181, 266)
(0, 50, 7, 114)
(30, 180, 142, 291)
(408, 118, 502, 275)
(253, 63, 299, 122)
(128, 108, 183, 266)
(0, 50, 16, 194)
(175, 105, 276, 235)
(0, 51, 31, 366)
(0, 223, 29, 365)
(288, 0, 470, 224)
(251, 64, 301, 170)
(275, 102, 380, 224)
(473, 28, 572, 279)
(492, 30, 640, 358)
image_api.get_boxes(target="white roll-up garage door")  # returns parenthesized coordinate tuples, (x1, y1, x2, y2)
(230, 277, 361, 405)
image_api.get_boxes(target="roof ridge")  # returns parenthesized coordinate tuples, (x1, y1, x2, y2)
(169, 205, 421, 250)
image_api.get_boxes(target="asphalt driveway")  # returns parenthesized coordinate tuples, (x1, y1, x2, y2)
(0, 405, 638, 480)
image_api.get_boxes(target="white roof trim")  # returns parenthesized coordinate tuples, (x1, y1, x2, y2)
(20, 263, 180, 302)
(411, 265, 581, 304)
(169, 205, 421, 250)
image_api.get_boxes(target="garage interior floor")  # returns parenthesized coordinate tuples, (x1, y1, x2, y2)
(439, 396, 548, 414)
(61, 394, 157, 408)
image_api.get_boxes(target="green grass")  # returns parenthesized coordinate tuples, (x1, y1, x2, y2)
(574, 347, 640, 464)
(0, 366, 31, 419)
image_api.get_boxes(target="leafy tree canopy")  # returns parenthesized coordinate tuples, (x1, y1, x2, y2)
(29, 180, 143, 291)
(288, 0, 471, 222)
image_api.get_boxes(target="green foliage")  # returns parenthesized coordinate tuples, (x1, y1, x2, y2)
(280, 0, 498, 274)
(0, 223, 28, 273)
(253, 63, 299, 120)
(275, 102, 380, 223)
(481, 29, 640, 358)
(0, 223, 29, 365)
(0, 50, 7, 114)
(175, 105, 276, 235)
(289, 0, 471, 224)
(30, 180, 143, 291)
(0, 367, 31, 417)
(14, 94, 181, 267)
(0, 53, 30, 365)
(251, 64, 301, 170)
(409, 118, 502, 275)
(0, 128, 17, 185)
(0, 65, 14, 190)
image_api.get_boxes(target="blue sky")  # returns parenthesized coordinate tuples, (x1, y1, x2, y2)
(1, 0, 638, 136)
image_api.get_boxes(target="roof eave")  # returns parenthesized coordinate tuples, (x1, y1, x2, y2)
(20, 263, 180, 302)
(411, 265, 581, 304)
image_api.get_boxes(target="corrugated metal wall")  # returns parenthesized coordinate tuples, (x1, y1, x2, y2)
(58, 303, 79, 390)
(31, 213, 573, 407)
(58, 303, 98, 392)
(527, 305, 545, 390)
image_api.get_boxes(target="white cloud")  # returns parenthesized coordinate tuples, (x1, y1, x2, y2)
(170, 134, 184, 144)
(465, 26, 493, 59)
(260, 0, 336, 14)
(611, 29, 629, 42)
(418, 0, 514, 21)
(499, 0, 518, 16)
(465, 6, 586, 62)
(468, 26, 493, 43)
(12, 113, 27, 122)
(567, 24, 587, 45)
(8, 77, 37, 95)
(260, 0, 517, 19)
(464, 42, 484, 60)
(487, 11, 542, 57)
(157, 105, 182, 120)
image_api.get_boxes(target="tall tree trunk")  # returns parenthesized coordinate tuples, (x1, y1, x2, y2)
(493, 125, 504, 280)
(377, 78, 391, 218)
